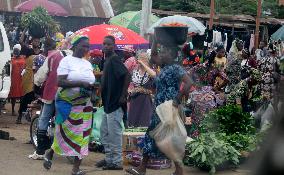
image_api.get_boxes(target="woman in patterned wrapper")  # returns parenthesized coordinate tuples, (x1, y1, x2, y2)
(43, 35, 96, 175)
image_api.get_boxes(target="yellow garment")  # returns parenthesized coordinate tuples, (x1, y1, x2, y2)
(214, 57, 227, 70)
(22, 55, 34, 95)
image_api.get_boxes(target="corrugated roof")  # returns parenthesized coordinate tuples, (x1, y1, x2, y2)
(152, 9, 284, 25)
(0, 0, 114, 18)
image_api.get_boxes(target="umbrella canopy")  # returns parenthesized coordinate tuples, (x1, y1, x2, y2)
(147, 15, 206, 35)
(271, 25, 284, 41)
(109, 11, 160, 34)
(75, 24, 149, 50)
(15, 0, 69, 16)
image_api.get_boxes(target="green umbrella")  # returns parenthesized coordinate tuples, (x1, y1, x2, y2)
(271, 25, 284, 41)
(109, 11, 159, 34)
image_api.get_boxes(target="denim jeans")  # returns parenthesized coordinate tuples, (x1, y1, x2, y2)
(38, 102, 55, 131)
(36, 102, 55, 155)
(100, 108, 123, 166)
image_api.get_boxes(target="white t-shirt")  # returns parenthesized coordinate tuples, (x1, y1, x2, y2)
(57, 55, 95, 84)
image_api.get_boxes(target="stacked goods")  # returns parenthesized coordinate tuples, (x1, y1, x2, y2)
(21, 7, 60, 38)
(161, 23, 187, 27)
(122, 131, 172, 170)
(122, 131, 145, 166)
(126, 151, 172, 170)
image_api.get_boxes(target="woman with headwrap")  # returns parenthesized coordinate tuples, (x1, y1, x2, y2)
(43, 35, 95, 175)
(228, 39, 244, 63)
(9, 44, 25, 116)
(226, 41, 246, 94)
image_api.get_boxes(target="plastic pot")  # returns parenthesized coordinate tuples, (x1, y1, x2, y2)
(154, 26, 188, 46)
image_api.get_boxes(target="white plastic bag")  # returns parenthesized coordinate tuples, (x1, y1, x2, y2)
(150, 100, 187, 164)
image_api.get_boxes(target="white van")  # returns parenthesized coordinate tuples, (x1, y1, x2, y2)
(0, 22, 11, 110)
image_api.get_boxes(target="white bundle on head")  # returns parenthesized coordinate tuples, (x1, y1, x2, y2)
(13, 44, 21, 51)
(66, 31, 74, 39)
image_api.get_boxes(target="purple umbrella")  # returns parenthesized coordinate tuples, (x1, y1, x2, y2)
(15, 0, 69, 16)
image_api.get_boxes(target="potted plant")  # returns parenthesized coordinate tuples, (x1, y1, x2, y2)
(21, 7, 60, 38)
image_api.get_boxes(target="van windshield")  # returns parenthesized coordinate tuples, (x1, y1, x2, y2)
(0, 29, 3, 51)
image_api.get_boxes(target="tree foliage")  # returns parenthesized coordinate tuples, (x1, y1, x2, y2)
(111, 0, 284, 18)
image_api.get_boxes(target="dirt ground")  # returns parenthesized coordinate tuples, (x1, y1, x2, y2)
(0, 104, 250, 175)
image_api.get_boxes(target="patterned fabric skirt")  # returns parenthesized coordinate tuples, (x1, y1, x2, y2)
(52, 105, 93, 159)
(142, 112, 167, 159)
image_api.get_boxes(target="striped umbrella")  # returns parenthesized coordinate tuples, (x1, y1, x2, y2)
(109, 11, 160, 34)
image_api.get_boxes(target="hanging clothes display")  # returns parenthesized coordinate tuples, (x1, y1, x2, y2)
(249, 34, 255, 53)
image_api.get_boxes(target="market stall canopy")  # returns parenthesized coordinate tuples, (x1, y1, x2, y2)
(147, 15, 206, 35)
(75, 24, 149, 49)
(109, 11, 160, 34)
(271, 25, 284, 41)
(15, 0, 69, 16)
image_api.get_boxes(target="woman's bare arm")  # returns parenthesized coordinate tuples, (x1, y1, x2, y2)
(57, 75, 92, 89)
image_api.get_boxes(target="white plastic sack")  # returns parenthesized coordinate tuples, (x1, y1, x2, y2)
(150, 100, 187, 164)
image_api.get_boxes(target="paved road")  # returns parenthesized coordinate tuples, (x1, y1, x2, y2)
(0, 105, 248, 175)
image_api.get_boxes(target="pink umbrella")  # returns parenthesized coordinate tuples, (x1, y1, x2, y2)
(15, 0, 69, 16)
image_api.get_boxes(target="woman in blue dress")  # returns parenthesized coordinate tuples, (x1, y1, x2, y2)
(126, 40, 192, 175)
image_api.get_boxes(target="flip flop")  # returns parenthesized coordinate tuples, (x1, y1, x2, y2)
(43, 157, 52, 170)
(71, 170, 86, 175)
(125, 168, 146, 175)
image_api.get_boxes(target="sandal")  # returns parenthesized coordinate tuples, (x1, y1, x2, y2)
(71, 170, 86, 175)
(125, 168, 146, 175)
(43, 157, 52, 170)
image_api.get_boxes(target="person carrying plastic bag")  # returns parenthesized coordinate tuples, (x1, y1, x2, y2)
(126, 39, 192, 175)
(150, 100, 187, 164)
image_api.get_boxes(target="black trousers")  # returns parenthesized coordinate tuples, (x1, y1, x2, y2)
(18, 91, 35, 115)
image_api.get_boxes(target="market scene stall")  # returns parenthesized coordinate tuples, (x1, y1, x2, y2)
(0, 0, 284, 175)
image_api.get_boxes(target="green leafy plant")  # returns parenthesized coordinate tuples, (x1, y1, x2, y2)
(21, 7, 60, 37)
(200, 105, 257, 153)
(221, 133, 257, 152)
(124, 127, 147, 132)
(184, 132, 240, 175)
(201, 105, 256, 135)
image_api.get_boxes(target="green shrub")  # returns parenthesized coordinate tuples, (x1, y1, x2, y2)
(21, 7, 60, 37)
(201, 105, 256, 135)
(185, 132, 240, 175)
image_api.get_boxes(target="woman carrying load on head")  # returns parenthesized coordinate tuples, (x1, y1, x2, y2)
(126, 37, 192, 175)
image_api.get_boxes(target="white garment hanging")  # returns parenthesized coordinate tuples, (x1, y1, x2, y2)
(249, 34, 255, 53)
(213, 30, 218, 45)
(216, 31, 222, 44)
(224, 33, 228, 51)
